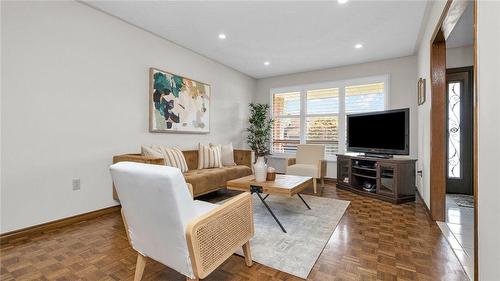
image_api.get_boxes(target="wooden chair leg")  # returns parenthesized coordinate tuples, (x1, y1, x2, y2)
(134, 253, 146, 281)
(242, 241, 253, 267)
(313, 178, 317, 194)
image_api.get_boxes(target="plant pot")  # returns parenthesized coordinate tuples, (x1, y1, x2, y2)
(254, 156, 267, 182)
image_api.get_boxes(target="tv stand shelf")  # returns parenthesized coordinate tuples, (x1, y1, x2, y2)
(336, 154, 417, 204)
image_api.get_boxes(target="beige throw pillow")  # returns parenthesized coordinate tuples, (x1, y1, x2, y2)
(158, 146, 189, 173)
(141, 145, 188, 173)
(210, 143, 236, 166)
(198, 143, 223, 169)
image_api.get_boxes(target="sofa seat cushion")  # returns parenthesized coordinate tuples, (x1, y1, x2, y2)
(183, 165, 252, 196)
(183, 168, 228, 195)
(222, 165, 252, 180)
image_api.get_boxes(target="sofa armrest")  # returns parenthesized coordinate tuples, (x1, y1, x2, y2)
(234, 149, 253, 168)
(185, 192, 254, 279)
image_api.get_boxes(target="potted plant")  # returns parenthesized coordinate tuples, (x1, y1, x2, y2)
(247, 103, 273, 181)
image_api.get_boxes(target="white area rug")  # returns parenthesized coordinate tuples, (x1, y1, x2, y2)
(220, 194, 350, 279)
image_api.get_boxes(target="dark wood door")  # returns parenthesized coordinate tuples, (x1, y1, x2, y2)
(446, 67, 473, 195)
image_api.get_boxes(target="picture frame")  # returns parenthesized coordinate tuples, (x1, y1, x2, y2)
(418, 78, 426, 105)
(149, 67, 211, 134)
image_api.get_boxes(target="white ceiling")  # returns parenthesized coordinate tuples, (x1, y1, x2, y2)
(84, 1, 428, 79)
(447, 2, 474, 49)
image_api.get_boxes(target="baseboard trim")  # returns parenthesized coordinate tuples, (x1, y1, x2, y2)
(324, 177, 337, 183)
(415, 188, 432, 220)
(0, 205, 120, 244)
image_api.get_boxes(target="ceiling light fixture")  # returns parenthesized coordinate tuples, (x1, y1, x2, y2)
(264, 61, 270, 66)
(338, 0, 348, 4)
(354, 43, 363, 49)
(218, 33, 226, 40)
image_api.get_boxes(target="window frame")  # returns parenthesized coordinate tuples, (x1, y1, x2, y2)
(270, 74, 390, 161)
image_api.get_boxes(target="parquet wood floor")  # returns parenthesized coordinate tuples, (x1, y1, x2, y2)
(1, 183, 468, 280)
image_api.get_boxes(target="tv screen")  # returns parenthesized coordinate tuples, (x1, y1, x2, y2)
(347, 108, 409, 155)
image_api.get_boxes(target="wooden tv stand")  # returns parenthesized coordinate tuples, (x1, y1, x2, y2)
(336, 154, 417, 204)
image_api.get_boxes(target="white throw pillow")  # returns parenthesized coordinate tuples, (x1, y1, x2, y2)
(198, 143, 223, 169)
(141, 145, 164, 162)
(210, 143, 236, 166)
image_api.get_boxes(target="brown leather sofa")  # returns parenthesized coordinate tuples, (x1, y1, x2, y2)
(112, 149, 252, 198)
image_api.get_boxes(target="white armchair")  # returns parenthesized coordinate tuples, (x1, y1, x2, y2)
(286, 144, 327, 194)
(110, 162, 254, 281)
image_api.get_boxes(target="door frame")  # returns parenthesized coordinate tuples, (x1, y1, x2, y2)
(429, 0, 478, 280)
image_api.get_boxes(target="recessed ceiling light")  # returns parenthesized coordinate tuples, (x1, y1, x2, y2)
(354, 43, 363, 49)
(264, 61, 270, 66)
(218, 33, 226, 40)
(338, 0, 348, 4)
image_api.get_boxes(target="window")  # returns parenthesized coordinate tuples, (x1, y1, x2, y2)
(271, 76, 387, 159)
(272, 92, 300, 154)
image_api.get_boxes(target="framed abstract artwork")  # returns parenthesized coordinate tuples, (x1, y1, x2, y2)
(417, 78, 426, 105)
(149, 67, 210, 133)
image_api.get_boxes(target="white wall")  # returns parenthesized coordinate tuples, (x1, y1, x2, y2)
(477, 1, 500, 279)
(446, 45, 474, 69)
(255, 56, 418, 178)
(416, 0, 448, 206)
(0, 1, 255, 233)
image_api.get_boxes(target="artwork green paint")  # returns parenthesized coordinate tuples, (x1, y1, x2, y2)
(149, 67, 210, 133)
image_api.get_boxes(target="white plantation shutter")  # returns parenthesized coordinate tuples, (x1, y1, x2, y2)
(345, 83, 385, 113)
(270, 77, 387, 159)
(306, 88, 339, 158)
(272, 92, 301, 154)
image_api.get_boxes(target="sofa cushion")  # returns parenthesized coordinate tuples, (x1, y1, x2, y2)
(184, 168, 227, 195)
(222, 165, 252, 180)
(183, 165, 252, 196)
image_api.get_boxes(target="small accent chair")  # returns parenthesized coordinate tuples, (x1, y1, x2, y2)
(286, 144, 327, 194)
(110, 162, 254, 281)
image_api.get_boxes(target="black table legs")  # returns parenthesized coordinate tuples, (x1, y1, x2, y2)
(249, 185, 311, 233)
(254, 190, 287, 233)
(297, 193, 311, 210)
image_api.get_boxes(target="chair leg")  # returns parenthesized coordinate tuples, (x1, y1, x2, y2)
(242, 241, 253, 267)
(321, 177, 325, 187)
(313, 178, 317, 194)
(134, 253, 146, 281)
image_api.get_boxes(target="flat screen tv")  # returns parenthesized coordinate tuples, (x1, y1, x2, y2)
(347, 108, 409, 156)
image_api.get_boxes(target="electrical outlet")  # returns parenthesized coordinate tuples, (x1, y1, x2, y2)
(72, 179, 81, 190)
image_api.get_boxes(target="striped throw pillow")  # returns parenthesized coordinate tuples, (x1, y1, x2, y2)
(198, 143, 223, 169)
(155, 146, 189, 173)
